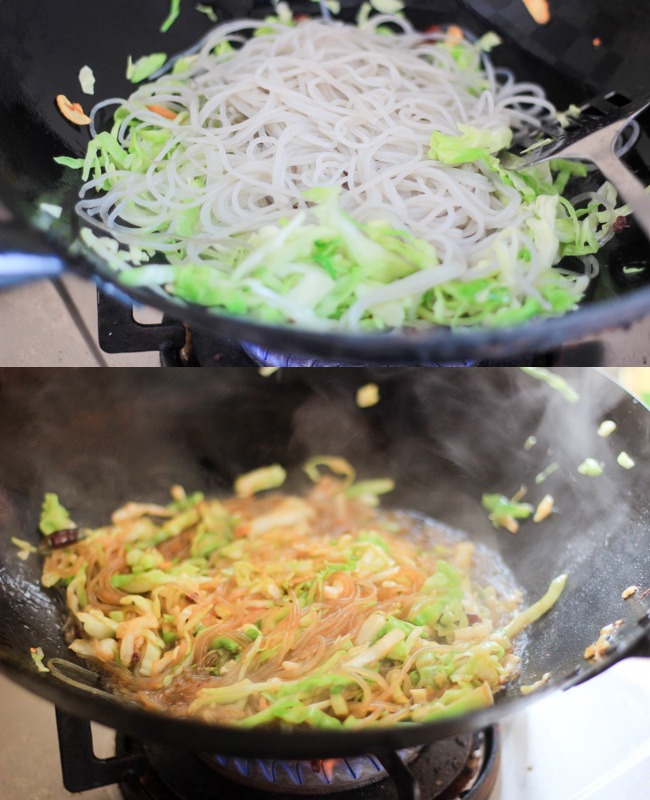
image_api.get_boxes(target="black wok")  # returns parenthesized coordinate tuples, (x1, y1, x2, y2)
(0, 367, 648, 760)
(1, 1, 649, 362)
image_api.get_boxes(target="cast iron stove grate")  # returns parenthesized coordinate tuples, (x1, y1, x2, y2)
(97, 291, 605, 366)
(54, 709, 500, 800)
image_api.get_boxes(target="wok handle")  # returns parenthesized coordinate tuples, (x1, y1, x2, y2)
(55, 708, 146, 792)
(0, 221, 66, 288)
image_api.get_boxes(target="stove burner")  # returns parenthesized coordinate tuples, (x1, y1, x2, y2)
(114, 728, 500, 800)
(201, 748, 421, 794)
(96, 287, 627, 367)
(240, 342, 476, 368)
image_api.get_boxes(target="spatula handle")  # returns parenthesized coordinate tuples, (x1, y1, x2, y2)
(590, 151, 650, 242)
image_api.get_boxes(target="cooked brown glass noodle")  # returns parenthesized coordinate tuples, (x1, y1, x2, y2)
(41, 459, 565, 729)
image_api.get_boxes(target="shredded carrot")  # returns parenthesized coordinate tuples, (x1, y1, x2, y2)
(233, 523, 251, 538)
(446, 25, 464, 44)
(592, 37, 601, 47)
(522, 0, 551, 25)
(146, 104, 177, 120)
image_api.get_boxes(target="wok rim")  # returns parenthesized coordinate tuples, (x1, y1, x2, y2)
(0, 623, 647, 758)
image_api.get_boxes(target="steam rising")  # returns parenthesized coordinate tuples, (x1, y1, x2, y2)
(283, 369, 639, 596)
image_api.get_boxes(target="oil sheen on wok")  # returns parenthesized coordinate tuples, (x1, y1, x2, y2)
(40, 459, 566, 729)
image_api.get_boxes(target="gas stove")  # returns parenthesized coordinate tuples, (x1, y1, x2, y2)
(2, 274, 650, 367)
(1, 658, 648, 800)
(112, 729, 497, 800)
(95, 290, 650, 368)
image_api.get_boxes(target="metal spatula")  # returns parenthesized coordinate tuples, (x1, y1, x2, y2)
(512, 89, 650, 241)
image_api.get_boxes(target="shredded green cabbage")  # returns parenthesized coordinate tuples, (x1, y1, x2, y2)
(505, 574, 567, 638)
(597, 420, 617, 438)
(195, 3, 217, 22)
(12, 537, 38, 560)
(161, 0, 181, 32)
(108, 153, 619, 330)
(520, 367, 580, 403)
(577, 458, 604, 477)
(30, 647, 50, 673)
(234, 465, 287, 497)
(477, 31, 502, 52)
(616, 452, 635, 470)
(428, 124, 513, 164)
(126, 53, 168, 83)
(482, 493, 534, 533)
(39, 493, 75, 535)
(534, 462, 559, 484)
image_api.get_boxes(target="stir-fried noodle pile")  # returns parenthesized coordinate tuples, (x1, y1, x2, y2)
(41, 460, 565, 728)
(62, 9, 630, 330)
